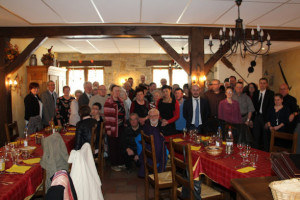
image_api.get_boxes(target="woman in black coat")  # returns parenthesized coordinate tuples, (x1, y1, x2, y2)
(74, 105, 97, 150)
(24, 82, 43, 122)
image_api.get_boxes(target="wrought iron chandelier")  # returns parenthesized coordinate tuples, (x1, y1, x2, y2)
(208, 0, 271, 58)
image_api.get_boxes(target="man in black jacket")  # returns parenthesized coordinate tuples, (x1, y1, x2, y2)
(252, 78, 274, 151)
(121, 113, 141, 172)
(183, 84, 210, 134)
(78, 81, 93, 108)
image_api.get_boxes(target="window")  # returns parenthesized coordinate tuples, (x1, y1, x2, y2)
(172, 69, 188, 89)
(153, 68, 169, 87)
(68, 69, 84, 95)
(67, 67, 104, 95)
(153, 67, 188, 88)
(88, 69, 104, 85)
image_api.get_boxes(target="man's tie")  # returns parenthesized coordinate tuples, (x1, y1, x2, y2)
(195, 99, 200, 127)
(258, 92, 262, 113)
(52, 93, 55, 102)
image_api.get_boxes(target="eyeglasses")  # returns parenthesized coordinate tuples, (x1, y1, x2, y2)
(226, 91, 233, 94)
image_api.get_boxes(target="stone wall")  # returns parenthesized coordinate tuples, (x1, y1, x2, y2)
(263, 47, 300, 101)
(57, 53, 172, 88)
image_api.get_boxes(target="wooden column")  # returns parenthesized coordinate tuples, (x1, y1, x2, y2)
(0, 38, 10, 146)
(189, 27, 204, 85)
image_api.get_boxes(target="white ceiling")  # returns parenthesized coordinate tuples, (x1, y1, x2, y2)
(1, 0, 300, 54)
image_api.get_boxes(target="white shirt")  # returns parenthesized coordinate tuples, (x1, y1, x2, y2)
(259, 89, 266, 114)
(85, 92, 92, 99)
(191, 97, 202, 126)
(69, 100, 80, 126)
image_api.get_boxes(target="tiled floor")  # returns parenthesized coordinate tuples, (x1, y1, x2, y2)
(101, 164, 157, 200)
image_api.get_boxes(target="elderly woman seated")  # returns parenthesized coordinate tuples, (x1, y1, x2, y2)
(138, 108, 168, 177)
(74, 105, 97, 150)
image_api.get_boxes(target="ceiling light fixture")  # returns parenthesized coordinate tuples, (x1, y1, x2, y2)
(208, 0, 271, 58)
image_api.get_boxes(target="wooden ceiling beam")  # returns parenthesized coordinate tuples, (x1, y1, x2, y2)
(0, 26, 191, 38)
(5, 37, 48, 75)
(146, 60, 174, 66)
(0, 26, 300, 41)
(59, 60, 112, 67)
(151, 35, 190, 74)
(204, 41, 232, 75)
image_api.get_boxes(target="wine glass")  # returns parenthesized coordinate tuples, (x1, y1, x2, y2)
(237, 143, 245, 156)
(188, 130, 193, 141)
(244, 145, 251, 163)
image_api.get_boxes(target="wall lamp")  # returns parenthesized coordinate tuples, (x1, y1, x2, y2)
(7, 75, 19, 91)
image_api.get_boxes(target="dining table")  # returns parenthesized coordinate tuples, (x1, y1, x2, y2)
(165, 134, 275, 190)
(0, 127, 76, 200)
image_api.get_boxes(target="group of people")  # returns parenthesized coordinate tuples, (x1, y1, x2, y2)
(24, 74, 299, 175)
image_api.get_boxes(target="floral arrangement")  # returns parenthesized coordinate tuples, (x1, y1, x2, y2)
(5, 42, 19, 63)
(41, 46, 54, 66)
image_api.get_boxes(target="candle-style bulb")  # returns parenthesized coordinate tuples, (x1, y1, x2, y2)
(229, 29, 233, 37)
(267, 33, 271, 41)
(243, 24, 246, 30)
(260, 29, 264, 37)
(223, 26, 226, 33)
(209, 34, 213, 41)
(219, 29, 223, 36)
(251, 29, 254, 36)
(257, 25, 260, 32)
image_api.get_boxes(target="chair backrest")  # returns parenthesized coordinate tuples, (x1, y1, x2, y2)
(90, 123, 98, 154)
(97, 122, 105, 178)
(170, 139, 194, 200)
(4, 121, 19, 143)
(270, 130, 298, 153)
(141, 131, 158, 185)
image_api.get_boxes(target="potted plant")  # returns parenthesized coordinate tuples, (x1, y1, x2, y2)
(41, 46, 54, 66)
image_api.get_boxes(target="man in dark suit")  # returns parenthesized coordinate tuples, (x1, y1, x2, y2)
(252, 78, 274, 151)
(183, 84, 210, 134)
(78, 81, 93, 108)
(41, 80, 57, 126)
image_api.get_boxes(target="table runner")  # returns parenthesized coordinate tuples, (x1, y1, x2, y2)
(0, 129, 75, 200)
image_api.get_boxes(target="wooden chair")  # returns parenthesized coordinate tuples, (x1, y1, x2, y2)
(141, 131, 172, 200)
(4, 121, 19, 143)
(90, 122, 105, 179)
(270, 130, 298, 153)
(169, 139, 222, 200)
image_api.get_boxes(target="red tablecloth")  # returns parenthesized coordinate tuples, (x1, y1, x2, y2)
(165, 134, 274, 189)
(0, 130, 75, 200)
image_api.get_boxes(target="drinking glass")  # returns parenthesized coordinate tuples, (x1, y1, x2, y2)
(22, 150, 29, 160)
(188, 130, 193, 141)
(11, 149, 17, 165)
(250, 154, 259, 168)
(4, 143, 10, 161)
(183, 128, 187, 138)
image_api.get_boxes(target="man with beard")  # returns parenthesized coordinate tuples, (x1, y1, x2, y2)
(138, 108, 168, 177)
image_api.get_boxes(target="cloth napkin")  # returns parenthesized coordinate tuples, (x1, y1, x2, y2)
(201, 136, 210, 141)
(30, 133, 44, 137)
(191, 146, 201, 151)
(236, 166, 256, 173)
(172, 138, 184, 143)
(68, 127, 76, 131)
(65, 132, 76, 136)
(6, 165, 31, 174)
(23, 158, 41, 164)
